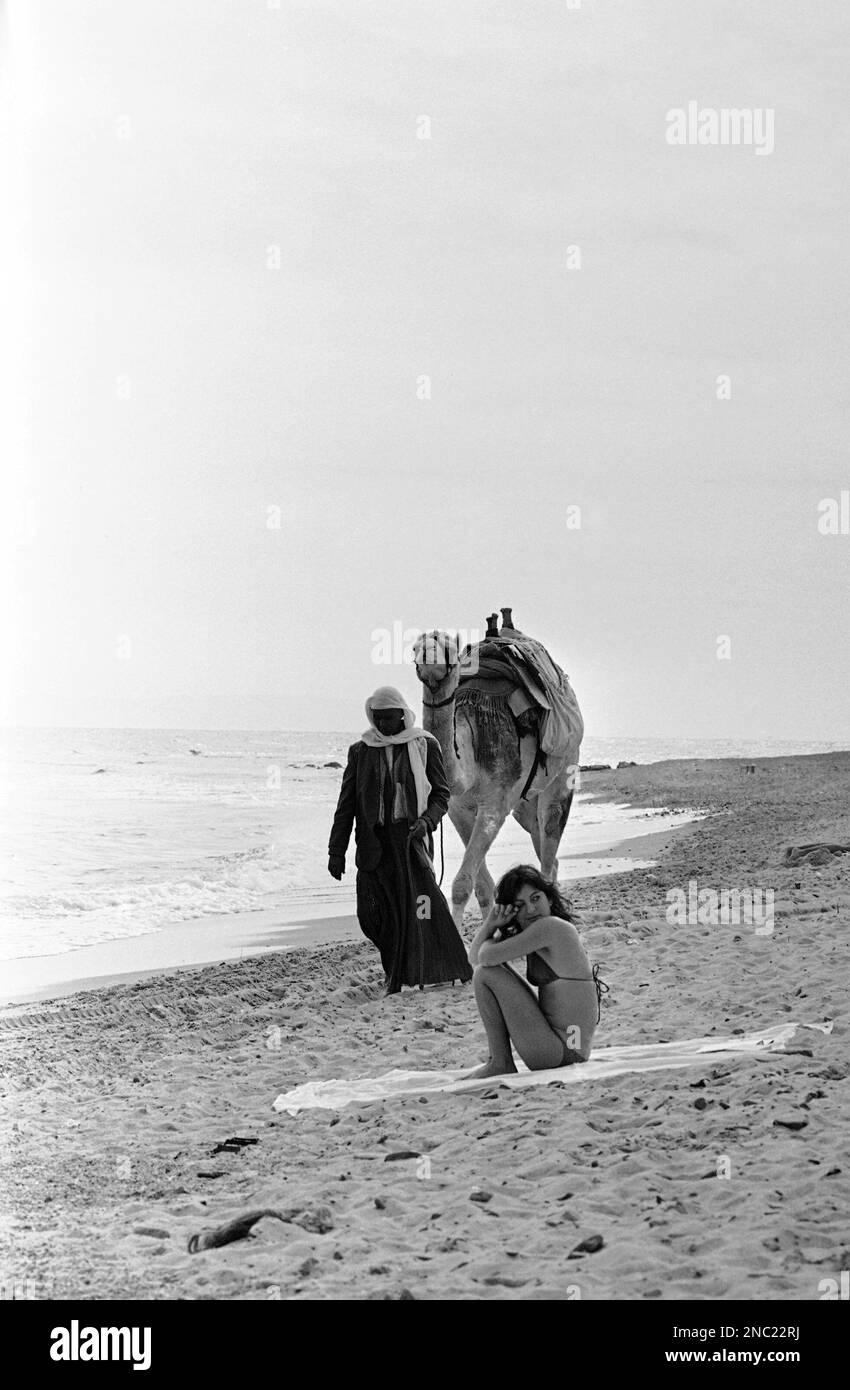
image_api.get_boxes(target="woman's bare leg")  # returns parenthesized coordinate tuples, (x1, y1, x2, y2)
(464, 965, 519, 1077)
(464, 963, 565, 1077)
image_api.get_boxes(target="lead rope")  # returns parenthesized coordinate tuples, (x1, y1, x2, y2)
(591, 963, 609, 1024)
(438, 817, 445, 887)
(406, 834, 426, 991)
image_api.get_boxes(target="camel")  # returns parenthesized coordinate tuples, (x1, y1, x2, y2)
(413, 609, 583, 925)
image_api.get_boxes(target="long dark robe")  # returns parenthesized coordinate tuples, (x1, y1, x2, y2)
(356, 822, 472, 992)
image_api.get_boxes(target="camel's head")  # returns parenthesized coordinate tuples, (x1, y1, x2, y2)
(412, 630, 461, 694)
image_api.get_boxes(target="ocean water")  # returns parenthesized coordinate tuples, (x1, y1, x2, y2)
(1, 728, 845, 963)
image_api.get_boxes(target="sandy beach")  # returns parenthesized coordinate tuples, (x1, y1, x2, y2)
(2, 753, 848, 1301)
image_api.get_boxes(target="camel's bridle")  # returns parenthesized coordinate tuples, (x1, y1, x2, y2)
(422, 690, 456, 709)
(416, 630, 458, 708)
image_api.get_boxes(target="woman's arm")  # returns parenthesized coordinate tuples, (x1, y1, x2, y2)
(467, 904, 515, 966)
(477, 917, 553, 966)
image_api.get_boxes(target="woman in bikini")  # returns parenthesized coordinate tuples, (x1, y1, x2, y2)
(465, 864, 607, 1079)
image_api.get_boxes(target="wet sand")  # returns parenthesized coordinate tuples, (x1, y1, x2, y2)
(1, 753, 848, 1300)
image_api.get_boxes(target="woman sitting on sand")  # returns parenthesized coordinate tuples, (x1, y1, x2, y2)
(328, 686, 473, 995)
(465, 865, 607, 1079)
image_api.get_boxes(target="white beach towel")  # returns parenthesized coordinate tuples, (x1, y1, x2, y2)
(273, 1022, 812, 1115)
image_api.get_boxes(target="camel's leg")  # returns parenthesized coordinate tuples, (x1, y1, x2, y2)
(446, 802, 475, 927)
(450, 805, 510, 928)
(447, 802, 498, 922)
(536, 776, 574, 883)
(512, 795, 542, 865)
(473, 860, 495, 922)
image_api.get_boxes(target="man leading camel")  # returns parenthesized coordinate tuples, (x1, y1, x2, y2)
(328, 686, 472, 994)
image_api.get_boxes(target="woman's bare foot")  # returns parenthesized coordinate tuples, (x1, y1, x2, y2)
(461, 1058, 518, 1080)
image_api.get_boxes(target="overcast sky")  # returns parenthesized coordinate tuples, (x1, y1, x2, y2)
(3, 0, 849, 737)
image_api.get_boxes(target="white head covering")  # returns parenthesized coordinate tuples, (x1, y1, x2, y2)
(363, 686, 417, 737)
(361, 686, 433, 817)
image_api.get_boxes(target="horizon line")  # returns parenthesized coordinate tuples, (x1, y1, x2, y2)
(2, 724, 850, 745)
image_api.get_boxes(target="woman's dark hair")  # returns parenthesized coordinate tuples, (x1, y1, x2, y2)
(494, 864, 574, 922)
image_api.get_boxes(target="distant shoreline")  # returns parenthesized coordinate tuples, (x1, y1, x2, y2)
(3, 747, 849, 1004)
(1, 801, 700, 1006)
(2, 724, 849, 751)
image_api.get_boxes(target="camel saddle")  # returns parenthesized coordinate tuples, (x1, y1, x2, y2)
(458, 628, 563, 722)
(455, 624, 583, 797)
(458, 626, 581, 732)
(457, 642, 545, 725)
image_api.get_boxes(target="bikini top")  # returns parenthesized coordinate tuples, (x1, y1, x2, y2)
(526, 951, 609, 1023)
